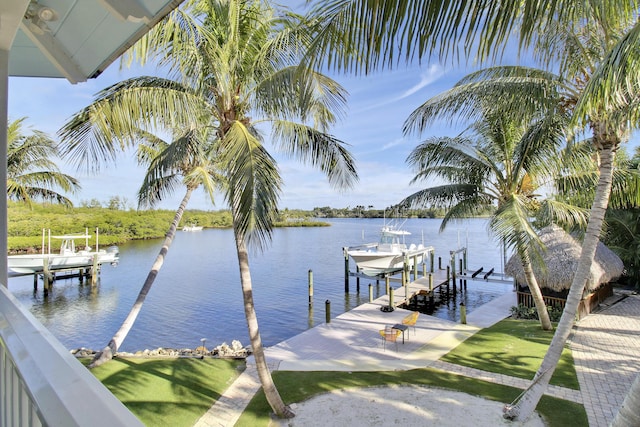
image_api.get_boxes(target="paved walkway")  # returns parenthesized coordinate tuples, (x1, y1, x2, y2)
(194, 291, 640, 427)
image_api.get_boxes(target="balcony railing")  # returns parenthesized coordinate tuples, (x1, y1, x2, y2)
(0, 284, 143, 427)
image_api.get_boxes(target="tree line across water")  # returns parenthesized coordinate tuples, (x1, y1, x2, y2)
(9, 202, 456, 252)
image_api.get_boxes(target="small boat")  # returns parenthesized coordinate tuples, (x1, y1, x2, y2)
(182, 223, 203, 232)
(347, 220, 430, 276)
(8, 229, 119, 274)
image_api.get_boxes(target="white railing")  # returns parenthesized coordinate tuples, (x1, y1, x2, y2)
(0, 285, 143, 427)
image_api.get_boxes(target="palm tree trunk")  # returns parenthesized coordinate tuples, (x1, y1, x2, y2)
(520, 251, 553, 330)
(233, 229, 294, 419)
(89, 187, 194, 368)
(504, 142, 616, 421)
(612, 373, 640, 426)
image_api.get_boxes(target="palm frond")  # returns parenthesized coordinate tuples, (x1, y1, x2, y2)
(222, 120, 282, 250)
(272, 121, 358, 190)
(58, 77, 205, 172)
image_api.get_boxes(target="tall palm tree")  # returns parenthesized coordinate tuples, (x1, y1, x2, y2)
(304, 0, 640, 422)
(59, 0, 357, 418)
(573, 19, 640, 427)
(501, 9, 638, 421)
(87, 127, 220, 368)
(401, 67, 586, 331)
(8, 117, 80, 207)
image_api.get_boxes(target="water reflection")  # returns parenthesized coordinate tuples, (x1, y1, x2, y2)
(8, 218, 510, 352)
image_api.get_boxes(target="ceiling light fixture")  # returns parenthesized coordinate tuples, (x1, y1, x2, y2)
(24, 1, 59, 35)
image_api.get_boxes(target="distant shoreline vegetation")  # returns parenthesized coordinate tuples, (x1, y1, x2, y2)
(6, 201, 490, 253)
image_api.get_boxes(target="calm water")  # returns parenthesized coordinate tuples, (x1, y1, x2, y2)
(7, 218, 512, 352)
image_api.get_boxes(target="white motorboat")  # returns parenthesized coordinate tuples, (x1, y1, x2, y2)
(347, 221, 430, 275)
(8, 229, 119, 274)
(182, 223, 203, 232)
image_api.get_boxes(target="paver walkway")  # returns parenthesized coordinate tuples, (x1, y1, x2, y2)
(570, 292, 640, 426)
(194, 291, 640, 427)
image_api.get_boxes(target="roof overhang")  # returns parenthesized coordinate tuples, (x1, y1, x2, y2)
(2, 0, 184, 83)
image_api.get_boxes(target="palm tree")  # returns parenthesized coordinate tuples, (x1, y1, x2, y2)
(401, 67, 586, 331)
(59, 0, 357, 418)
(501, 9, 638, 421)
(87, 127, 220, 368)
(8, 117, 80, 207)
(304, 1, 639, 421)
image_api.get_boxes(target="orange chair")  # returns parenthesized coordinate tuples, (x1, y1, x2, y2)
(379, 326, 401, 351)
(402, 311, 419, 336)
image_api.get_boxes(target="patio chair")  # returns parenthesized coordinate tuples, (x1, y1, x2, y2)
(402, 311, 419, 336)
(379, 325, 401, 351)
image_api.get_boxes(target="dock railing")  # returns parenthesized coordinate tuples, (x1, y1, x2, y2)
(0, 284, 142, 427)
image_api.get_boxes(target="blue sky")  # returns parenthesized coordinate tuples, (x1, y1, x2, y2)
(8, 11, 639, 212)
(9, 58, 478, 211)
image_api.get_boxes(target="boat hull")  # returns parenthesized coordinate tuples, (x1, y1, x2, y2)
(347, 251, 407, 271)
(8, 250, 119, 274)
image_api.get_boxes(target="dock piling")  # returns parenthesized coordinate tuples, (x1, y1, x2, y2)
(325, 300, 331, 323)
(369, 284, 373, 303)
(343, 248, 349, 292)
(308, 269, 313, 306)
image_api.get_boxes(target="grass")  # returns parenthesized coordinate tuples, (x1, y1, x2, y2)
(441, 319, 580, 389)
(87, 319, 586, 426)
(236, 369, 586, 427)
(85, 357, 244, 427)
(236, 319, 585, 427)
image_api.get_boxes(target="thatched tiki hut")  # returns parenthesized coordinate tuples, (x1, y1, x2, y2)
(506, 225, 624, 319)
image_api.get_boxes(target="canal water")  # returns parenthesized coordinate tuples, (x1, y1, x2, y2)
(7, 218, 512, 352)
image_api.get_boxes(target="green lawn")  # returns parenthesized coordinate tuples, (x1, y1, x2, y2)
(88, 319, 586, 427)
(442, 319, 579, 389)
(87, 357, 244, 427)
(236, 369, 586, 427)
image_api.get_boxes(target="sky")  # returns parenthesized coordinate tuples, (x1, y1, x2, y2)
(8, 7, 639, 212)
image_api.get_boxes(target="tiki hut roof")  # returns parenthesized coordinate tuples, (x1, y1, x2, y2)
(505, 225, 624, 292)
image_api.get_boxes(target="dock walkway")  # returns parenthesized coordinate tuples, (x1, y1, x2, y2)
(194, 291, 640, 427)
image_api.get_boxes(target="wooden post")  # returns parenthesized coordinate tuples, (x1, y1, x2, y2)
(460, 302, 467, 324)
(91, 254, 98, 286)
(385, 276, 390, 295)
(429, 273, 433, 291)
(459, 258, 463, 275)
(308, 304, 314, 329)
(325, 300, 331, 323)
(308, 269, 313, 306)
(389, 287, 394, 308)
(33, 273, 38, 291)
(412, 255, 418, 280)
(369, 284, 373, 303)
(343, 248, 350, 292)
(463, 248, 468, 271)
(422, 262, 426, 277)
(356, 267, 360, 292)
(430, 252, 435, 272)
(43, 258, 51, 294)
(438, 256, 442, 270)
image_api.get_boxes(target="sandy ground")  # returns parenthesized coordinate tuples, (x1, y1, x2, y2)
(271, 385, 546, 427)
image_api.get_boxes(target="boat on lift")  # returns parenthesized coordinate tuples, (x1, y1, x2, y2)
(347, 219, 431, 276)
(7, 228, 119, 274)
